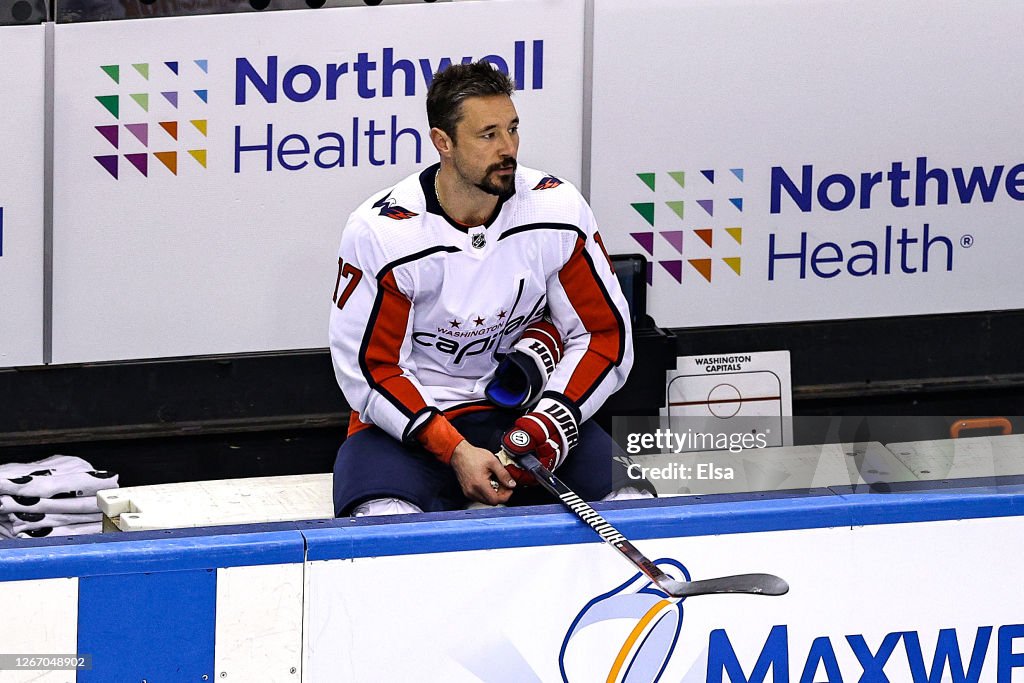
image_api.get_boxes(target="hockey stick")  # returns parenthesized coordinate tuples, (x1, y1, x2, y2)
(503, 450, 789, 599)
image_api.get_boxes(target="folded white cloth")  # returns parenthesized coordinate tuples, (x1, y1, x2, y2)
(14, 521, 104, 539)
(0, 455, 94, 479)
(0, 494, 101, 514)
(2, 512, 103, 534)
(0, 470, 118, 498)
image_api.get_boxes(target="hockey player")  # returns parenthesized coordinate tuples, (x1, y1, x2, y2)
(330, 61, 638, 516)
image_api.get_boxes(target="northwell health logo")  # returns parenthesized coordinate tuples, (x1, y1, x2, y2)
(91, 43, 544, 179)
(628, 168, 745, 284)
(93, 60, 209, 179)
(627, 156, 1010, 285)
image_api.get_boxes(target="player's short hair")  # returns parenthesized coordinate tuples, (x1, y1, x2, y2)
(427, 61, 515, 140)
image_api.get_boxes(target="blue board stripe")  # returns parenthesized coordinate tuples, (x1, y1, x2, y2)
(78, 569, 216, 682)
(0, 530, 304, 583)
(2, 487, 1023, 579)
(303, 487, 1024, 560)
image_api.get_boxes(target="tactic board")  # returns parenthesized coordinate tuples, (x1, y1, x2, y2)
(662, 350, 792, 447)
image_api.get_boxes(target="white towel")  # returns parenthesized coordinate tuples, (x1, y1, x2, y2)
(0, 494, 101, 515)
(14, 521, 104, 539)
(0, 470, 118, 498)
(0, 455, 94, 478)
(3, 512, 103, 534)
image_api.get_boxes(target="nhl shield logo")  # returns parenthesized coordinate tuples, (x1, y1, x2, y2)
(471, 231, 487, 249)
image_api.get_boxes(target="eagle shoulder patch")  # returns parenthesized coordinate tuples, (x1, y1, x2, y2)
(532, 175, 563, 191)
(372, 191, 419, 220)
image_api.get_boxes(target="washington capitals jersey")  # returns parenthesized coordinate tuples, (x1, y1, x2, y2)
(329, 163, 633, 444)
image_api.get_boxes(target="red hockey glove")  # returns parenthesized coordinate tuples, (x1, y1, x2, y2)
(499, 397, 580, 485)
(485, 319, 563, 409)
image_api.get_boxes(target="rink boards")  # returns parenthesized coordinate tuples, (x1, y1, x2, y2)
(2, 486, 1024, 682)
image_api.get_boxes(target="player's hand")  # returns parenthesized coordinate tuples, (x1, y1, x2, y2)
(499, 398, 580, 485)
(450, 440, 516, 505)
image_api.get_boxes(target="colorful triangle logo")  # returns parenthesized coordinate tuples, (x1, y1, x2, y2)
(668, 171, 685, 188)
(697, 199, 714, 217)
(159, 121, 178, 140)
(666, 201, 684, 221)
(195, 59, 208, 73)
(95, 125, 118, 149)
(94, 155, 118, 179)
(195, 89, 209, 103)
(729, 198, 743, 211)
(191, 119, 208, 136)
(132, 63, 149, 80)
(188, 149, 207, 168)
(629, 232, 655, 256)
(154, 151, 177, 175)
(130, 93, 149, 112)
(161, 91, 179, 109)
(636, 172, 656, 191)
(700, 170, 715, 184)
(660, 231, 683, 254)
(124, 123, 148, 146)
(630, 202, 655, 227)
(730, 168, 744, 182)
(96, 95, 119, 119)
(694, 229, 713, 248)
(726, 227, 743, 245)
(659, 260, 683, 283)
(100, 65, 119, 84)
(723, 257, 741, 275)
(165, 61, 179, 75)
(689, 258, 712, 282)
(125, 153, 148, 177)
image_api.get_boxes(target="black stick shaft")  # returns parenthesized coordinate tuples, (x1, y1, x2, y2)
(516, 453, 675, 589)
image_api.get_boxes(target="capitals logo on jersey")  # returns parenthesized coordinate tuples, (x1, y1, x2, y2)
(372, 192, 419, 220)
(532, 175, 563, 191)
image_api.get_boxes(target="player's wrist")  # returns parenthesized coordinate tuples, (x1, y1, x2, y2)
(416, 414, 465, 464)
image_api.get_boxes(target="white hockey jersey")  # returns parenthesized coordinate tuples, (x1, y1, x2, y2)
(329, 163, 633, 447)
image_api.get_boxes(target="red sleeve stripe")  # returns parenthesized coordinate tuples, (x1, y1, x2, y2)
(358, 270, 428, 419)
(558, 238, 627, 405)
(593, 230, 616, 272)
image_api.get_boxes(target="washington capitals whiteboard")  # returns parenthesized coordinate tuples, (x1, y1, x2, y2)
(589, 0, 1024, 327)
(664, 350, 793, 446)
(0, 25, 45, 368)
(50, 0, 584, 363)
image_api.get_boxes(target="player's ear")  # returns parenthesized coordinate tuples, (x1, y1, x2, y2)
(430, 127, 453, 157)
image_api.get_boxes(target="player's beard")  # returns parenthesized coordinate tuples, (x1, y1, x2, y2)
(475, 159, 518, 199)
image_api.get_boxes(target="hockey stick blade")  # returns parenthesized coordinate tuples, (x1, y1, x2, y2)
(656, 573, 789, 598)
(506, 450, 789, 599)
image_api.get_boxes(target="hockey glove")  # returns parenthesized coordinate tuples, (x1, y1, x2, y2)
(499, 396, 580, 485)
(485, 319, 563, 409)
